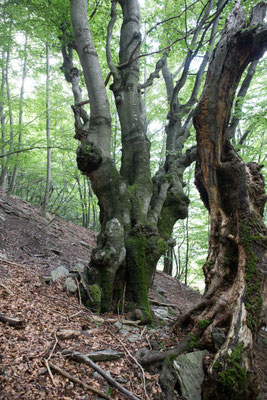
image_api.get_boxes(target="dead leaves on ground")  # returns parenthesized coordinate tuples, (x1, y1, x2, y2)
(0, 260, 161, 399)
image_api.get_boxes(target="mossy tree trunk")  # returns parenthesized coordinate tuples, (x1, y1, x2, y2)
(138, 2, 267, 398)
(187, 2, 267, 399)
(69, 0, 193, 322)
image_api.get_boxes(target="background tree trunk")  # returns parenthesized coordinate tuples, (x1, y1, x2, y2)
(42, 43, 52, 217)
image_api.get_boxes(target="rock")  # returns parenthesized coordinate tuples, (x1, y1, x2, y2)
(119, 329, 130, 336)
(173, 350, 209, 400)
(127, 334, 140, 343)
(153, 307, 169, 320)
(128, 309, 143, 321)
(85, 349, 124, 362)
(65, 277, 78, 293)
(43, 276, 53, 283)
(212, 328, 226, 350)
(57, 329, 81, 340)
(51, 266, 69, 281)
(71, 262, 85, 273)
(113, 321, 123, 331)
(157, 286, 167, 296)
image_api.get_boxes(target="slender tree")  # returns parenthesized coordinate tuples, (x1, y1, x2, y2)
(42, 43, 52, 216)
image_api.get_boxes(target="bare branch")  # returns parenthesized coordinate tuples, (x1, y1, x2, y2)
(106, 0, 119, 77)
(139, 51, 169, 90)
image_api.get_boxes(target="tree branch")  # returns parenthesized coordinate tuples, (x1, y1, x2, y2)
(139, 51, 169, 90)
(227, 59, 259, 141)
(106, 0, 119, 77)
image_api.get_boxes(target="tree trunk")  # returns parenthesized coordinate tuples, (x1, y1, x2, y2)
(0, 48, 7, 190)
(8, 34, 28, 195)
(138, 3, 267, 399)
(42, 43, 52, 217)
(191, 3, 267, 398)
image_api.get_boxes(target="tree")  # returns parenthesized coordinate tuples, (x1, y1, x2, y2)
(66, 0, 234, 322)
(138, 2, 266, 399)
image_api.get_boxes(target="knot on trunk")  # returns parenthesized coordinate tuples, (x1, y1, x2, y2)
(77, 143, 103, 174)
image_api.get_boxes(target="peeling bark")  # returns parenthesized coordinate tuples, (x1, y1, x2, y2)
(190, 2, 267, 398)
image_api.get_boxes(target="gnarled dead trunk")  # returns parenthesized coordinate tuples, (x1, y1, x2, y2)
(138, 2, 267, 399)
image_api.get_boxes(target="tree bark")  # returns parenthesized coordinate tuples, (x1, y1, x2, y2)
(66, 0, 230, 322)
(191, 2, 267, 398)
(42, 43, 52, 217)
(8, 34, 28, 195)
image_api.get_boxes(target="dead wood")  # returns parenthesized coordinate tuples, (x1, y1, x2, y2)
(63, 350, 142, 400)
(0, 312, 25, 328)
(0, 281, 14, 295)
(48, 361, 112, 400)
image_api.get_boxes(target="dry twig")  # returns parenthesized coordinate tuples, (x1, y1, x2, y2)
(63, 350, 141, 400)
(48, 361, 112, 400)
(0, 281, 14, 295)
(109, 331, 150, 400)
(0, 312, 25, 328)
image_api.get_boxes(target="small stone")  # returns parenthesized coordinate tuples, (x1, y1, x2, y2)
(157, 286, 167, 295)
(127, 334, 140, 343)
(153, 307, 169, 319)
(65, 277, 78, 293)
(51, 266, 69, 281)
(71, 262, 85, 273)
(113, 321, 123, 331)
(119, 329, 130, 336)
(129, 309, 143, 321)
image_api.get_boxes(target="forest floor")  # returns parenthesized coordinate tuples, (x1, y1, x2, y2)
(0, 190, 266, 400)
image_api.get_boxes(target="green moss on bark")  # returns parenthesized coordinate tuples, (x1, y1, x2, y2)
(90, 284, 102, 313)
(218, 344, 248, 400)
(126, 231, 153, 324)
(240, 218, 263, 334)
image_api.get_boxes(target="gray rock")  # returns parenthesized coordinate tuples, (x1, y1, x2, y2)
(51, 266, 69, 281)
(119, 329, 130, 336)
(65, 277, 78, 293)
(212, 328, 226, 350)
(157, 286, 167, 295)
(85, 349, 124, 362)
(127, 334, 140, 343)
(153, 307, 169, 319)
(173, 350, 209, 400)
(113, 321, 123, 331)
(71, 262, 85, 273)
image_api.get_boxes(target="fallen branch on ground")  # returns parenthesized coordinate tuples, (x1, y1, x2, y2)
(0, 281, 14, 295)
(48, 361, 112, 400)
(109, 330, 150, 400)
(0, 312, 25, 328)
(63, 350, 142, 400)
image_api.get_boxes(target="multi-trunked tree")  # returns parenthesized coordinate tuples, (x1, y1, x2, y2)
(60, 0, 266, 397)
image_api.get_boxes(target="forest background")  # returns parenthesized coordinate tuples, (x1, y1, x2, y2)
(0, 0, 266, 290)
